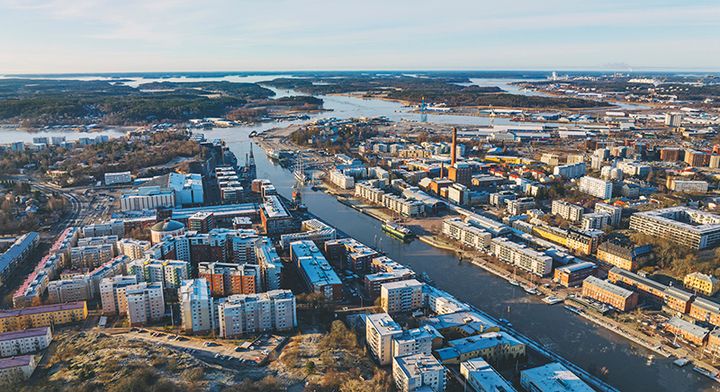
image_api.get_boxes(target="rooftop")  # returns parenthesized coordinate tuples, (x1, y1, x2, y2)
(366, 312, 402, 336)
(584, 276, 635, 299)
(0, 301, 86, 319)
(0, 355, 34, 370)
(394, 353, 444, 377)
(520, 362, 594, 392)
(0, 326, 50, 342)
(461, 358, 517, 392)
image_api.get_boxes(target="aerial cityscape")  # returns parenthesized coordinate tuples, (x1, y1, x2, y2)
(0, 1, 719, 392)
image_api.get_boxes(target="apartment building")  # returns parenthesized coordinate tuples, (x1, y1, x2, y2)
(99, 275, 138, 315)
(46, 276, 91, 304)
(129, 259, 189, 289)
(366, 312, 403, 365)
(0, 327, 52, 357)
(329, 170, 355, 189)
(260, 195, 296, 235)
(380, 279, 424, 314)
(553, 162, 586, 179)
(116, 238, 151, 259)
(460, 358, 517, 392)
(506, 197, 535, 216)
(578, 176, 613, 199)
(596, 239, 651, 271)
(289, 240, 343, 300)
(441, 218, 492, 251)
(551, 200, 584, 222)
(490, 238, 552, 277)
(216, 290, 296, 338)
(582, 276, 638, 312)
(581, 213, 611, 230)
(0, 302, 88, 333)
(392, 325, 440, 358)
(629, 207, 720, 250)
(198, 262, 261, 297)
(393, 353, 446, 392)
(324, 237, 379, 273)
(125, 282, 165, 325)
(180, 278, 215, 333)
(520, 363, 593, 392)
(255, 238, 283, 291)
(684, 272, 720, 296)
(594, 202, 622, 227)
(0, 355, 37, 386)
(435, 332, 526, 365)
(553, 262, 597, 288)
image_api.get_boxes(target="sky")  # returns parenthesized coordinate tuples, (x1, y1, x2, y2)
(0, 0, 718, 74)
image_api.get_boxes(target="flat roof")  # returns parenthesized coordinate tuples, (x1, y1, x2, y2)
(521, 362, 594, 392)
(0, 355, 34, 370)
(262, 195, 290, 219)
(667, 317, 709, 338)
(462, 358, 517, 392)
(436, 332, 523, 362)
(0, 327, 50, 342)
(394, 353, 444, 377)
(366, 312, 402, 336)
(381, 279, 422, 290)
(633, 207, 720, 235)
(0, 301, 85, 319)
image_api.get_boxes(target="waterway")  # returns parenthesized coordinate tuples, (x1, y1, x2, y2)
(0, 74, 709, 390)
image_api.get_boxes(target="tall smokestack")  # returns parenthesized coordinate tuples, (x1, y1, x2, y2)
(450, 127, 458, 165)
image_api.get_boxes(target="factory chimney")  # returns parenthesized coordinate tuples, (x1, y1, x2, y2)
(450, 127, 458, 165)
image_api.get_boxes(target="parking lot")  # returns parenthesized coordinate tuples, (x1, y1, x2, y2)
(118, 328, 287, 367)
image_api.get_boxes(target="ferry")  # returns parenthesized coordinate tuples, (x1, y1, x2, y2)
(542, 296, 563, 305)
(382, 221, 415, 241)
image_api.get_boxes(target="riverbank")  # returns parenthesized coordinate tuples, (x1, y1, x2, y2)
(313, 173, 720, 375)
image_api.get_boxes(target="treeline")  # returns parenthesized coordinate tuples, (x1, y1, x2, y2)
(0, 79, 277, 126)
(265, 76, 606, 108)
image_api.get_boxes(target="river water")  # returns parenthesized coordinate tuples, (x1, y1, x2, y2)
(0, 74, 707, 390)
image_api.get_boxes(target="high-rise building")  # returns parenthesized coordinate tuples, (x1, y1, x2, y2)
(129, 259, 189, 289)
(197, 262, 261, 296)
(551, 200, 584, 222)
(366, 312, 403, 365)
(125, 282, 165, 325)
(99, 275, 138, 315)
(380, 279, 424, 314)
(179, 278, 215, 333)
(392, 353, 446, 392)
(578, 176, 613, 199)
(255, 238, 283, 291)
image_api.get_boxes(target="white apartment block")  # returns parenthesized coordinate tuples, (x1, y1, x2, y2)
(461, 358, 516, 392)
(381, 279, 424, 314)
(329, 170, 355, 189)
(392, 325, 438, 358)
(393, 353, 446, 392)
(82, 220, 125, 237)
(255, 238, 283, 291)
(382, 193, 424, 217)
(0, 355, 37, 386)
(551, 200, 584, 222)
(0, 327, 52, 357)
(125, 282, 165, 325)
(355, 182, 386, 204)
(217, 289, 296, 338)
(581, 213, 611, 230)
(490, 238, 552, 277)
(442, 218, 492, 250)
(366, 312, 403, 365)
(180, 278, 215, 333)
(629, 207, 720, 250)
(46, 276, 91, 304)
(99, 275, 138, 315)
(422, 285, 470, 315)
(578, 176, 613, 199)
(553, 162, 586, 179)
(594, 202, 622, 227)
(116, 238, 151, 259)
(70, 244, 115, 269)
(669, 180, 709, 193)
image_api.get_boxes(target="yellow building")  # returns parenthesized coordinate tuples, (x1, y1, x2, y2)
(0, 301, 88, 333)
(684, 272, 720, 296)
(532, 226, 568, 247)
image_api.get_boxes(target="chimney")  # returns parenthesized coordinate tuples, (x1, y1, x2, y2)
(450, 127, 458, 166)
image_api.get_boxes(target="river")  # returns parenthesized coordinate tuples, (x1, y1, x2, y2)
(0, 74, 707, 390)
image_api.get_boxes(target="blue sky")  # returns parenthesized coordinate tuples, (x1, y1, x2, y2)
(0, 0, 718, 73)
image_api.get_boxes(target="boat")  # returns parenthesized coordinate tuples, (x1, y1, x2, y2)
(693, 366, 720, 382)
(508, 280, 520, 287)
(543, 296, 563, 305)
(382, 221, 415, 241)
(673, 358, 690, 367)
(522, 285, 538, 295)
(564, 305, 583, 315)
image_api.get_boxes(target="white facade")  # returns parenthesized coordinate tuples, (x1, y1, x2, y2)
(329, 170, 355, 189)
(120, 186, 175, 211)
(551, 200, 584, 222)
(442, 218, 492, 250)
(180, 278, 215, 333)
(578, 176, 613, 199)
(366, 312, 403, 365)
(553, 162, 586, 179)
(381, 279, 424, 314)
(393, 353, 446, 392)
(490, 238, 552, 277)
(255, 238, 283, 290)
(0, 327, 52, 357)
(99, 275, 138, 315)
(125, 282, 165, 325)
(217, 289, 296, 338)
(594, 202, 622, 227)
